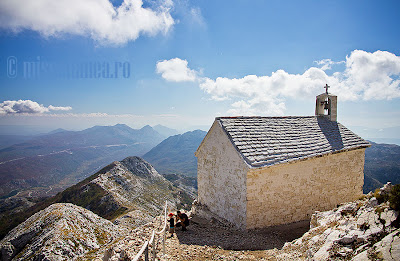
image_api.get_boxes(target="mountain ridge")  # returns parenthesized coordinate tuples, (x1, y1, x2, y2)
(143, 129, 207, 177)
(152, 124, 180, 137)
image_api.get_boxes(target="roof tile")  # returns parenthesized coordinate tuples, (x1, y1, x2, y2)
(217, 116, 370, 168)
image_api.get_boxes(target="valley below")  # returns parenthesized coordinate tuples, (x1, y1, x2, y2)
(0, 124, 166, 199)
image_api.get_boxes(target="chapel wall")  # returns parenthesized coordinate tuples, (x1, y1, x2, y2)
(246, 148, 366, 229)
(196, 121, 249, 228)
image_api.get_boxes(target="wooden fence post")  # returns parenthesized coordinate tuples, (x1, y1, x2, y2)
(132, 201, 168, 261)
(163, 228, 166, 255)
(144, 245, 148, 261)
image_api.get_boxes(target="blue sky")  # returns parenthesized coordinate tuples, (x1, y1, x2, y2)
(0, 0, 399, 140)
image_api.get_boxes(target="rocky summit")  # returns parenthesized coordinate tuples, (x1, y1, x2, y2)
(81, 156, 193, 219)
(46, 156, 192, 221)
(277, 183, 400, 260)
(0, 203, 125, 260)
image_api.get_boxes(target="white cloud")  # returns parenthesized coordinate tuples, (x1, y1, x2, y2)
(159, 50, 400, 116)
(200, 68, 327, 100)
(341, 50, 400, 100)
(0, 100, 72, 114)
(48, 105, 73, 111)
(199, 68, 327, 115)
(314, 58, 344, 71)
(228, 98, 286, 116)
(0, 0, 174, 45)
(156, 58, 199, 82)
(189, 7, 206, 28)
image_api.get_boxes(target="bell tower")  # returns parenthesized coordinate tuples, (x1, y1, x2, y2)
(315, 84, 337, 121)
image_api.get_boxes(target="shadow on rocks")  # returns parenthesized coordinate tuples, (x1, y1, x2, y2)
(175, 215, 310, 251)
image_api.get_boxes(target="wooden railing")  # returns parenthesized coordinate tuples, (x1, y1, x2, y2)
(132, 201, 168, 261)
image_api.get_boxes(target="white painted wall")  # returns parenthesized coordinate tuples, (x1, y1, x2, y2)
(196, 120, 249, 228)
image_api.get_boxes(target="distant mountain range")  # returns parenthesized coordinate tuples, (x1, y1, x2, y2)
(143, 130, 207, 177)
(0, 135, 35, 150)
(364, 141, 400, 193)
(0, 128, 69, 150)
(0, 124, 166, 198)
(152, 124, 180, 137)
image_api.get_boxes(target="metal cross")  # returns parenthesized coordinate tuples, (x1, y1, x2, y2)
(324, 84, 330, 94)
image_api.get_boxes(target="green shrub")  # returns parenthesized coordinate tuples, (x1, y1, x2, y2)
(389, 184, 400, 211)
(373, 188, 389, 204)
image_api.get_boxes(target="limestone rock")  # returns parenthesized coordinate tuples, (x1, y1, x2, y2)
(0, 203, 124, 260)
(367, 197, 378, 207)
(372, 230, 400, 261)
(380, 182, 393, 196)
(277, 187, 400, 261)
(381, 208, 398, 227)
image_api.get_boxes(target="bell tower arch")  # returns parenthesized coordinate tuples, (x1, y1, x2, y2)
(315, 84, 337, 121)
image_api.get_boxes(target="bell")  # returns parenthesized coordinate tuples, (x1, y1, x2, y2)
(324, 101, 329, 110)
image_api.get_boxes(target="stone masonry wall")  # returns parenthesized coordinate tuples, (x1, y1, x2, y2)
(196, 121, 249, 228)
(246, 148, 366, 229)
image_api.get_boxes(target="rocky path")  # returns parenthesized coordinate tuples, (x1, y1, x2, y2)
(101, 213, 308, 260)
(117, 200, 399, 260)
(158, 216, 309, 260)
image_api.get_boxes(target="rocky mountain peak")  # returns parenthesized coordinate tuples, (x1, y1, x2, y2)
(120, 156, 163, 180)
(140, 124, 153, 130)
(49, 156, 193, 221)
(152, 124, 179, 137)
(113, 123, 130, 129)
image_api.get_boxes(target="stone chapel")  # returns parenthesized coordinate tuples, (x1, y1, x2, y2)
(195, 85, 370, 229)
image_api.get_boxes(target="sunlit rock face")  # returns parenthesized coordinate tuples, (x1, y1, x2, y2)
(0, 203, 124, 260)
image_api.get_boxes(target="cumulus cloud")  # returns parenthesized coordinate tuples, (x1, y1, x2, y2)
(0, 100, 72, 115)
(0, 0, 174, 45)
(341, 50, 400, 100)
(156, 58, 199, 82)
(159, 50, 400, 116)
(199, 68, 327, 115)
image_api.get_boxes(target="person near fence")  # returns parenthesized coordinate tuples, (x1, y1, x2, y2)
(168, 213, 175, 237)
(175, 210, 189, 231)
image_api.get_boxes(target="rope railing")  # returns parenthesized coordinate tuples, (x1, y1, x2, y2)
(132, 201, 169, 261)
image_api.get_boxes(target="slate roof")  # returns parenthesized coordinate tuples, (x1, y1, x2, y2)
(217, 116, 370, 168)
